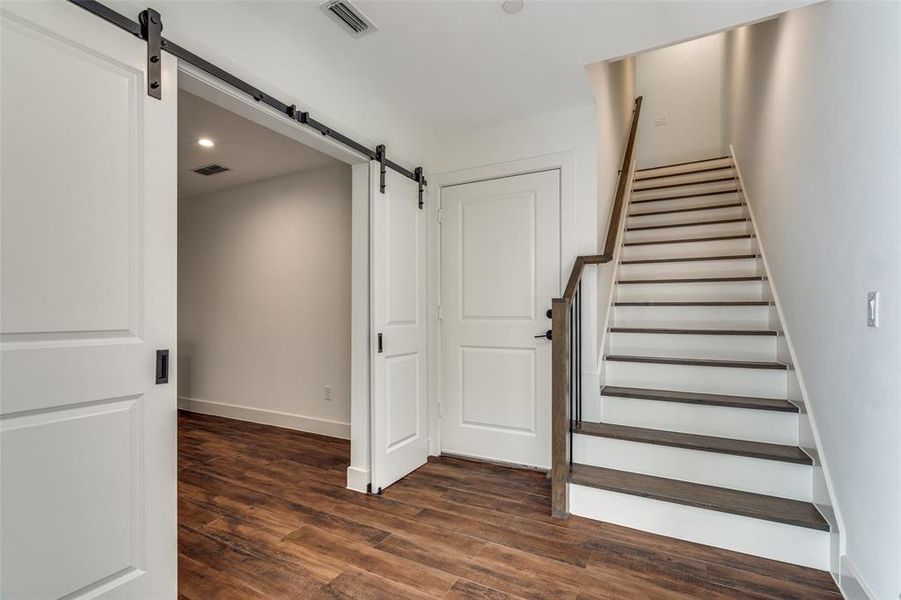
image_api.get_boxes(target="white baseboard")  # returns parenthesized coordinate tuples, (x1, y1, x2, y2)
(178, 396, 350, 440)
(839, 555, 878, 600)
(346, 466, 370, 493)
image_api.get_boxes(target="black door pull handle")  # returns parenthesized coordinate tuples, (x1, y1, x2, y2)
(534, 330, 552, 340)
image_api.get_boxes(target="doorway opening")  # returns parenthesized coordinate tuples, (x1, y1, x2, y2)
(175, 87, 357, 568)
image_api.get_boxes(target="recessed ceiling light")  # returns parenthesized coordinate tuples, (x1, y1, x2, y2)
(502, 0, 523, 14)
(197, 138, 214, 148)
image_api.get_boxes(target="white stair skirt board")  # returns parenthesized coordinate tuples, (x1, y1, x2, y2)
(623, 220, 751, 244)
(601, 395, 799, 445)
(627, 204, 747, 228)
(604, 360, 787, 398)
(631, 181, 738, 203)
(619, 257, 762, 280)
(569, 484, 830, 571)
(632, 168, 736, 191)
(614, 280, 766, 303)
(572, 434, 811, 501)
(608, 331, 777, 362)
(629, 192, 741, 214)
(635, 157, 733, 180)
(612, 304, 772, 329)
(622, 237, 757, 261)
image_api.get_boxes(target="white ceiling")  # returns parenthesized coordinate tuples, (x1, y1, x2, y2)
(116, 0, 813, 151)
(178, 90, 340, 199)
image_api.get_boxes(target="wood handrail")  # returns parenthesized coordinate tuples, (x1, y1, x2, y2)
(550, 96, 642, 518)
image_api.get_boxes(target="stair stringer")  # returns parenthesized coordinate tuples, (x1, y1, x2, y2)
(729, 144, 844, 583)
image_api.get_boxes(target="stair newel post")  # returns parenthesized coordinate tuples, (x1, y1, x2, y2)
(551, 297, 571, 518)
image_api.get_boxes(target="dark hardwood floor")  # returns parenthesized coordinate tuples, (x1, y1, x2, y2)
(178, 411, 841, 599)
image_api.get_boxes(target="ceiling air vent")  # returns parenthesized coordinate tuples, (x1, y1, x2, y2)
(320, 0, 378, 38)
(193, 164, 230, 176)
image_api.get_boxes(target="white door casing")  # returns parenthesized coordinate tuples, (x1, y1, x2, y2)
(440, 170, 561, 469)
(370, 169, 428, 492)
(1, 3, 177, 598)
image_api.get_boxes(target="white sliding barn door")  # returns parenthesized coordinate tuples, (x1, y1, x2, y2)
(1, 3, 177, 598)
(371, 169, 428, 492)
(440, 171, 561, 469)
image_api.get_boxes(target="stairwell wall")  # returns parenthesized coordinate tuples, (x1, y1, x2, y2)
(722, 3, 901, 598)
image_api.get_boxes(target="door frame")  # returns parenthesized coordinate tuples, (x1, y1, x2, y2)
(176, 63, 408, 492)
(428, 151, 577, 458)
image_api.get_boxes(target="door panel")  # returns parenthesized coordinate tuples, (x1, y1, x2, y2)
(371, 169, 427, 492)
(1, 3, 177, 598)
(441, 171, 560, 468)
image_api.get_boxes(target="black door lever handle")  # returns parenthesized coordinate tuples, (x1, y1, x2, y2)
(534, 330, 552, 340)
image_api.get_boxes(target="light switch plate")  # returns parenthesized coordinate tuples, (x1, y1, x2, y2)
(867, 291, 879, 327)
(652, 116, 667, 127)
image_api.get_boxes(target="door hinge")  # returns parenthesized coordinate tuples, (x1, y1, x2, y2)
(437, 304, 443, 320)
(437, 208, 443, 224)
(155, 349, 169, 384)
(437, 399, 443, 418)
(377, 332, 383, 353)
(138, 8, 163, 100)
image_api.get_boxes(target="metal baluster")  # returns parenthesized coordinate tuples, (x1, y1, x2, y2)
(577, 280, 582, 425)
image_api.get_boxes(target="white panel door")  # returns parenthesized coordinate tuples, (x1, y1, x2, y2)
(441, 170, 560, 468)
(1, 3, 177, 598)
(371, 169, 428, 492)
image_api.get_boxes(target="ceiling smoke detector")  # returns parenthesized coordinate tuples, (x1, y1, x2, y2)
(320, 0, 378, 38)
(193, 164, 230, 176)
(502, 0, 524, 14)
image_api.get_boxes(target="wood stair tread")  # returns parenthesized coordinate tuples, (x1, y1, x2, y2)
(632, 177, 736, 192)
(631, 190, 740, 204)
(627, 218, 747, 232)
(609, 327, 776, 336)
(636, 156, 731, 173)
(605, 355, 787, 370)
(600, 385, 798, 412)
(574, 422, 810, 464)
(613, 301, 770, 306)
(629, 202, 744, 217)
(617, 276, 765, 284)
(569, 464, 828, 531)
(624, 234, 753, 247)
(620, 254, 757, 265)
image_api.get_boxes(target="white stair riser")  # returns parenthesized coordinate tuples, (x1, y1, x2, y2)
(601, 396, 799, 445)
(573, 434, 811, 500)
(635, 158, 733, 180)
(632, 168, 736, 190)
(615, 280, 766, 302)
(619, 257, 761, 280)
(622, 237, 756, 261)
(612, 305, 772, 329)
(629, 192, 741, 215)
(569, 485, 830, 571)
(624, 220, 751, 244)
(605, 360, 787, 398)
(632, 181, 738, 202)
(627, 205, 746, 228)
(609, 332, 777, 362)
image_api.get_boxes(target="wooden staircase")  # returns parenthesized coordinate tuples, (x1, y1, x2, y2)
(567, 156, 831, 570)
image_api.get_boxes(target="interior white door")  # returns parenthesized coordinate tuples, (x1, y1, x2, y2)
(1, 3, 177, 598)
(440, 170, 561, 468)
(371, 168, 428, 492)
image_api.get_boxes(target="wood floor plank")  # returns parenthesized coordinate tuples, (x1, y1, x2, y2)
(177, 410, 840, 599)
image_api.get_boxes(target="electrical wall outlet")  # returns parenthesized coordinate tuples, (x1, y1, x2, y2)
(867, 291, 879, 327)
(324, 385, 332, 401)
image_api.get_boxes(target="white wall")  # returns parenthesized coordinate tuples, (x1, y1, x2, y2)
(635, 33, 728, 168)
(723, 4, 901, 598)
(586, 57, 637, 413)
(177, 164, 353, 438)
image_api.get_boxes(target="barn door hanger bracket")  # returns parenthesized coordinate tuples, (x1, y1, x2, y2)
(138, 8, 162, 99)
(414, 167, 426, 209)
(376, 145, 387, 193)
